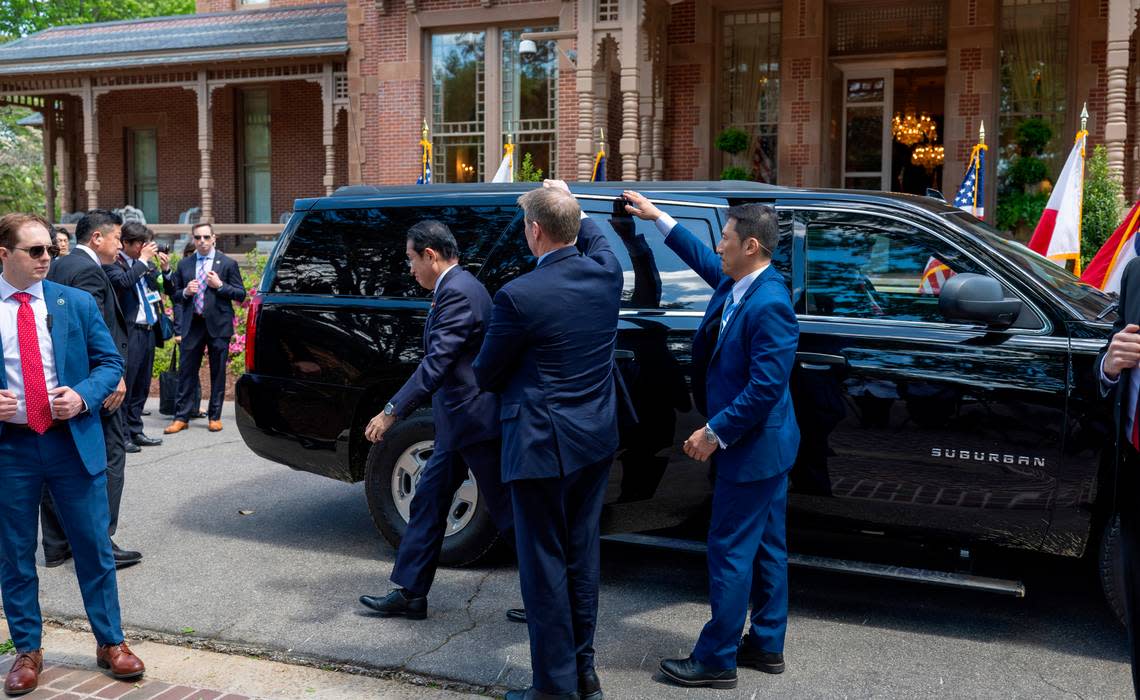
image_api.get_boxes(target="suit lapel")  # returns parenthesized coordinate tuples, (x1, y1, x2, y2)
(711, 266, 772, 361)
(43, 281, 70, 379)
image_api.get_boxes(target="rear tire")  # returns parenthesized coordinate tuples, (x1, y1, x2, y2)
(363, 415, 500, 567)
(1098, 513, 1127, 627)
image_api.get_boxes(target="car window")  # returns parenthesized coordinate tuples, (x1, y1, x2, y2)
(270, 206, 517, 297)
(804, 210, 988, 322)
(586, 213, 717, 311)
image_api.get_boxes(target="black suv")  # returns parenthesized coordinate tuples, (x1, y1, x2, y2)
(235, 182, 1123, 616)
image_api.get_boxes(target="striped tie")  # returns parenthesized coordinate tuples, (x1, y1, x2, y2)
(194, 257, 208, 314)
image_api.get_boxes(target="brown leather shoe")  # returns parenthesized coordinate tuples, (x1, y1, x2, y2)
(96, 642, 145, 680)
(163, 420, 189, 435)
(4, 649, 42, 696)
(208, 420, 223, 432)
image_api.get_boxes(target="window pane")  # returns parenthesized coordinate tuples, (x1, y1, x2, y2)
(846, 78, 884, 103)
(845, 106, 883, 172)
(501, 27, 558, 180)
(130, 128, 158, 223)
(243, 89, 271, 223)
(720, 10, 780, 183)
(805, 212, 983, 321)
(432, 32, 485, 183)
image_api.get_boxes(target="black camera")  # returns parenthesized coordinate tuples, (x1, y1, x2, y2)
(156, 243, 171, 254)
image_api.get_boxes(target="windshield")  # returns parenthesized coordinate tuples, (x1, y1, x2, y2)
(943, 211, 1118, 323)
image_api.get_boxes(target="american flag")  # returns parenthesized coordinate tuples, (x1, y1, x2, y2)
(918, 257, 955, 296)
(952, 144, 986, 219)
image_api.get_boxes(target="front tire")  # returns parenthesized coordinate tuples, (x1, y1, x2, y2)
(1098, 513, 1127, 627)
(363, 415, 500, 567)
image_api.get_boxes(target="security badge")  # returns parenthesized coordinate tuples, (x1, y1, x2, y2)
(57, 298, 64, 305)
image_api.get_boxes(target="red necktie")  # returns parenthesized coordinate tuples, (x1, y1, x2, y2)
(13, 292, 52, 433)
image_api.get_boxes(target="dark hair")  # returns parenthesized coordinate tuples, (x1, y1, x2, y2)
(182, 240, 196, 256)
(0, 213, 51, 250)
(121, 221, 152, 245)
(726, 203, 779, 259)
(191, 222, 214, 237)
(74, 209, 122, 244)
(407, 219, 459, 261)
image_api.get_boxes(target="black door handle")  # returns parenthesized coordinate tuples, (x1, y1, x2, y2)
(797, 352, 846, 370)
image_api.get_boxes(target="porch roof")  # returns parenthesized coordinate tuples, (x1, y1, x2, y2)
(0, 3, 347, 76)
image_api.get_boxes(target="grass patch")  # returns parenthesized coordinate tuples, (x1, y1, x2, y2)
(0, 639, 13, 655)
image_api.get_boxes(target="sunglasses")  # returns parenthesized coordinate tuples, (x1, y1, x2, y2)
(8, 245, 60, 258)
(193, 235, 212, 241)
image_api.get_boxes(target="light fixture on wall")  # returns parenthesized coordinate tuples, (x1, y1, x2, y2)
(892, 112, 936, 147)
(519, 30, 578, 66)
(911, 142, 944, 172)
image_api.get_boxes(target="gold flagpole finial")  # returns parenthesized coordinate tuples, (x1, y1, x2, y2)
(599, 127, 605, 149)
(978, 120, 985, 146)
(1080, 103, 1089, 132)
(421, 119, 429, 141)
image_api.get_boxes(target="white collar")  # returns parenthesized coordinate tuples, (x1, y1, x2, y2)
(196, 249, 215, 263)
(730, 264, 769, 304)
(0, 275, 44, 302)
(75, 244, 101, 265)
(434, 263, 458, 294)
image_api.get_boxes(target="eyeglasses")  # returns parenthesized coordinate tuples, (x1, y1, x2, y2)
(193, 235, 212, 241)
(7, 245, 59, 258)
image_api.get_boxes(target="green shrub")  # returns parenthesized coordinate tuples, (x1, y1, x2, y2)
(1082, 144, 1123, 268)
(517, 152, 544, 182)
(715, 128, 750, 155)
(1015, 118, 1053, 156)
(720, 166, 751, 181)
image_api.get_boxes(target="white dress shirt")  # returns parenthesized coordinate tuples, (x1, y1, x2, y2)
(0, 276, 60, 424)
(187, 250, 216, 298)
(434, 263, 458, 294)
(119, 252, 151, 324)
(75, 243, 100, 265)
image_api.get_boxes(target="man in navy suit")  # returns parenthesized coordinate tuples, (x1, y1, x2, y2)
(104, 221, 170, 450)
(623, 191, 799, 689)
(0, 213, 145, 696)
(474, 181, 622, 700)
(163, 222, 245, 434)
(45, 209, 141, 569)
(357, 219, 512, 619)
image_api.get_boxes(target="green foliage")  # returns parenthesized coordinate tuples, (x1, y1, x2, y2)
(1082, 144, 1124, 268)
(1006, 157, 1048, 190)
(714, 128, 750, 155)
(0, 0, 194, 39)
(1015, 118, 1053, 156)
(720, 166, 751, 181)
(517, 152, 543, 182)
(227, 249, 267, 376)
(995, 190, 1049, 233)
(0, 638, 13, 655)
(0, 106, 46, 215)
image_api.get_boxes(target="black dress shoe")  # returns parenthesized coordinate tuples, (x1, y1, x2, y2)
(44, 550, 72, 568)
(737, 634, 785, 674)
(111, 542, 143, 569)
(579, 668, 603, 700)
(359, 589, 427, 619)
(659, 656, 737, 689)
(124, 441, 141, 454)
(131, 433, 163, 447)
(506, 608, 527, 623)
(141, 410, 151, 416)
(191, 410, 207, 420)
(504, 688, 579, 700)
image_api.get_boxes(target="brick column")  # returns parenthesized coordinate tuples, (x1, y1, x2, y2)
(779, 0, 824, 187)
(195, 71, 214, 224)
(944, 0, 996, 215)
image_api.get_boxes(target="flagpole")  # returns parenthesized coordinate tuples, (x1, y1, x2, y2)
(1075, 103, 1089, 275)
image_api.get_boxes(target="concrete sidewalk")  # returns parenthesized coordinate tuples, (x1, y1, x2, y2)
(1, 625, 482, 699)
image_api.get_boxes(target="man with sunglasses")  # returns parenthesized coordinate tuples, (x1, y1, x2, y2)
(44, 209, 142, 570)
(0, 213, 145, 696)
(163, 223, 245, 434)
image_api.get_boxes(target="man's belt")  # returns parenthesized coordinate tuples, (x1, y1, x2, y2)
(133, 322, 153, 331)
(5, 421, 65, 434)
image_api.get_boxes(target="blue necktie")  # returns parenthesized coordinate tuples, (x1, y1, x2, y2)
(136, 278, 156, 324)
(721, 295, 738, 330)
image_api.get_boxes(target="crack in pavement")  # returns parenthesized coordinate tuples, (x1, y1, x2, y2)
(400, 570, 495, 671)
(1034, 670, 1086, 700)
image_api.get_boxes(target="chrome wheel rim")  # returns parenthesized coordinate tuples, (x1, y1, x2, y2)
(390, 440, 479, 537)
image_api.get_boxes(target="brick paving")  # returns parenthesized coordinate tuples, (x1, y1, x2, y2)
(1, 658, 250, 700)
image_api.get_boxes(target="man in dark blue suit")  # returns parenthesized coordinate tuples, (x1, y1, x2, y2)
(623, 191, 799, 689)
(357, 219, 511, 619)
(0, 214, 145, 696)
(163, 222, 245, 434)
(474, 181, 622, 700)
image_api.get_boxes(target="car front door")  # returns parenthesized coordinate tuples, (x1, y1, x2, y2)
(786, 205, 1065, 550)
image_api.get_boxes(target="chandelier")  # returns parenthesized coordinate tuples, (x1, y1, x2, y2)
(911, 142, 945, 172)
(892, 112, 937, 147)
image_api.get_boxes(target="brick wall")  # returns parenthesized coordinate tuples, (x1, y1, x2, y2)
(778, 0, 824, 187)
(270, 81, 326, 217)
(663, 0, 700, 180)
(944, 0, 995, 214)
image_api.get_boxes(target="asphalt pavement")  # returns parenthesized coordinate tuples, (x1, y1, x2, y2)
(18, 400, 1135, 699)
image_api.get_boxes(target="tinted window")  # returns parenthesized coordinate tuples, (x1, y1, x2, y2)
(805, 211, 985, 322)
(272, 206, 517, 296)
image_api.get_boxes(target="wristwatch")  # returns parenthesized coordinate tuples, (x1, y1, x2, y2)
(703, 425, 718, 445)
(383, 402, 397, 417)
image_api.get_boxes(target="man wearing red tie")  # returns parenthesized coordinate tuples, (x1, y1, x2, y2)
(1101, 256, 1140, 697)
(0, 213, 144, 696)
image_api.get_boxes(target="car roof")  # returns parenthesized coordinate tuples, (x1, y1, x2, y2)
(295, 181, 958, 218)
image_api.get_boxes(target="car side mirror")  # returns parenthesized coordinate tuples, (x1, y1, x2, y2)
(938, 273, 1022, 330)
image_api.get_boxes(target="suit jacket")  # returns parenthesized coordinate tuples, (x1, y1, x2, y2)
(0, 281, 124, 474)
(665, 223, 800, 483)
(390, 267, 499, 452)
(473, 218, 623, 482)
(169, 251, 246, 338)
(1098, 256, 1140, 442)
(48, 248, 128, 361)
(104, 256, 166, 348)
